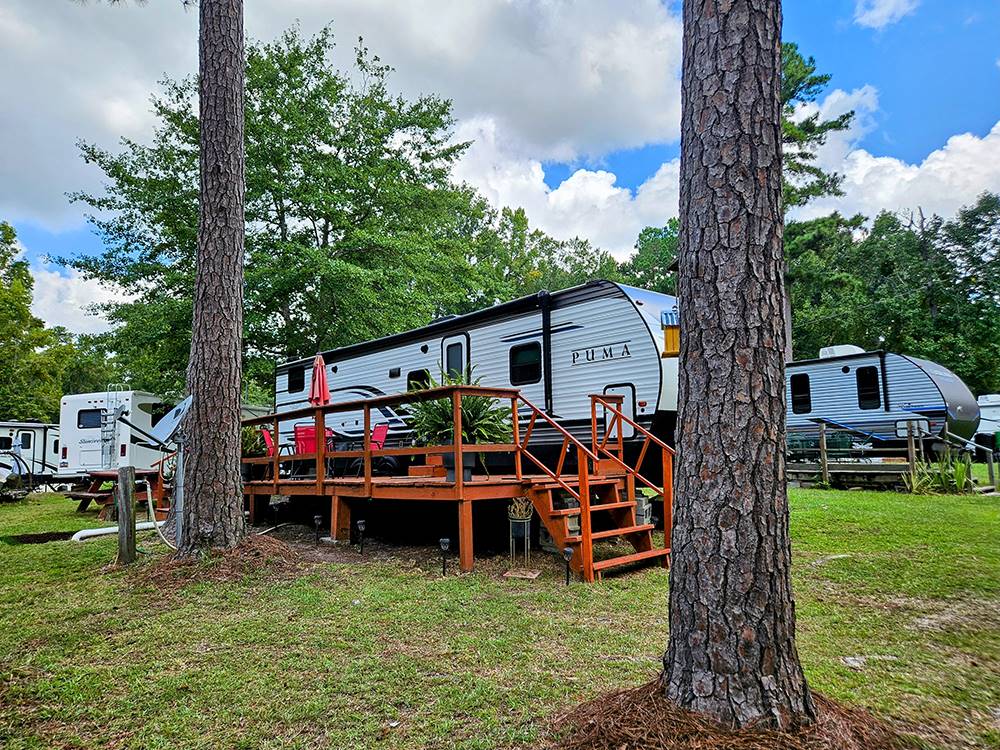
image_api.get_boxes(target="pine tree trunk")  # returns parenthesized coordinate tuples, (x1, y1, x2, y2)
(178, 0, 246, 554)
(662, 0, 814, 730)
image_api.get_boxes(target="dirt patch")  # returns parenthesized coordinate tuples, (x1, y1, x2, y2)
(1, 531, 74, 544)
(547, 679, 915, 750)
(135, 534, 307, 592)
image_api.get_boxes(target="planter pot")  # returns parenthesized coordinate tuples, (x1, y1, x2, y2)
(443, 452, 475, 482)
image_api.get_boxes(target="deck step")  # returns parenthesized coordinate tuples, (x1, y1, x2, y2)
(548, 500, 636, 517)
(593, 548, 669, 572)
(565, 523, 654, 543)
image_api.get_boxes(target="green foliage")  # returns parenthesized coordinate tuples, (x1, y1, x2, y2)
(241, 425, 266, 457)
(905, 451, 975, 495)
(786, 194, 1000, 394)
(618, 220, 678, 295)
(0, 222, 115, 421)
(407, 371, 511, 447)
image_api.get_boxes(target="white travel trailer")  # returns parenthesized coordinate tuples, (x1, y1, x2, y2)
(0, 422, 60, 483)
(56, 389, 174, 480)
(785, 345, 981, 448)
(975, 394, 1000, 454)
(273, 281, 680, 448)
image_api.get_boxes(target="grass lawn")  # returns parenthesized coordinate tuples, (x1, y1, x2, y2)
(1, 488, 998, 749)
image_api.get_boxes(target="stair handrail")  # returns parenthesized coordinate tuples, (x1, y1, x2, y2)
(589, 395, 674, 498)
(513, 394, 600, 502)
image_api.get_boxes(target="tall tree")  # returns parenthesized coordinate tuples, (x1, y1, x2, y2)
(619, 220, 679, 295)
(664, 0, 814, 730)
(179, 0, 246, 553)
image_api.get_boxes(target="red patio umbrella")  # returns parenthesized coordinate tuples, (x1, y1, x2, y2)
(308, 354, 331, 407)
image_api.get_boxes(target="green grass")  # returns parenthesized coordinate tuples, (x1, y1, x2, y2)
(1, 489, 998, 749)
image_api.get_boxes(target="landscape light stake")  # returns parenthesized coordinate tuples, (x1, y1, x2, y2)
(313, 514, 322, 545)
(440, 537, 450, 576)
(562, 546, 574, 585)
(357, 519, 366, 555)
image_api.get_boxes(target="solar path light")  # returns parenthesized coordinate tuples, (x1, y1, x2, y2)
(439, 537, 450, 576)
(562, 547, 574, 585)
(356, 518, 366, 555)
(313, 514, 323, 545)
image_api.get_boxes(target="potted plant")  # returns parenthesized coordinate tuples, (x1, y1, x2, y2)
(408, 372, 512, 482)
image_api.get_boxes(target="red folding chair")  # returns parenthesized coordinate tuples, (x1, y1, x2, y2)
(354, 423, 392, 476)
(259, 428, 292, 479)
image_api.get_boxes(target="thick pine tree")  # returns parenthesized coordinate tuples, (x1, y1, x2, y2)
(178, 0, 246, 554)
(663, 0, 815, 729)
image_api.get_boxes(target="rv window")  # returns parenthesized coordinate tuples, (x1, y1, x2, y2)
(445, 342, 464, 379)
(790, 373, 811, 414)
(78, 409, 102, 429)
(20, 433, 32, 449)
(286, 365, 306, 393)
(53, 439, 59, 453)
(856, 366, 881, 410)
(509, 342, 542, 386)
(407, 369, 431, 391)
(0, 437, 11, 450)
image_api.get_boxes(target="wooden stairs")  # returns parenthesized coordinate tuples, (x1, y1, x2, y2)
(514, 394, 674, 582)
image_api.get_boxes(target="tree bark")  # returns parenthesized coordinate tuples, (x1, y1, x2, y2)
(663, 0, 814, 730)
(179, 0, 246, 554)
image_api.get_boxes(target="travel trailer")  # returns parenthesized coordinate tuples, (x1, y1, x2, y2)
(975, 394, 1000, 454)
(785, 345, 980, 448)
(273, 281, 680, 448)
(0, 422, 60, 483)
(56, 389, 174, 480)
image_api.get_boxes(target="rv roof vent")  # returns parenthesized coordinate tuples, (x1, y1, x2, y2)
(978, 394, 1000, 406)
(819, 344, 865, 359)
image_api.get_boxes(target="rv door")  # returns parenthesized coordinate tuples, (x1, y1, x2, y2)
(603, 384, 636, 439)
(441, 334, 469, 381)
(17, 430, 36, 470)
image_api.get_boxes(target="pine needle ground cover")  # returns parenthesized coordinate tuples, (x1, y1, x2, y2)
(1, 489, 997, 749)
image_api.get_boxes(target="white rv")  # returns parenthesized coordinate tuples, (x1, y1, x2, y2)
(975, 394, 1000, 454)
(0, 422, 60, 483)
(56, 389, 174, 480)
(273, 281, 680, 448)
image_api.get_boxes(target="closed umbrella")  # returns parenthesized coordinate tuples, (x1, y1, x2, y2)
(309, 354, 331, 407)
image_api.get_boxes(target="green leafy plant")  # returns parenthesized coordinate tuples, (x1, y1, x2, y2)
(407, 371, 511, 475)
(904, 450, 974, 495)
(241, 426, 266, 457)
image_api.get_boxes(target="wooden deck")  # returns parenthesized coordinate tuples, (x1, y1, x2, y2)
(241, 386, 675, 582)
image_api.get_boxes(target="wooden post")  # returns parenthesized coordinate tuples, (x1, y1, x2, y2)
(576, 445, 594, 583)
(458, 499, 474, 572)
(511, 396, 522, 482)
(452, 391, 464, 496)
(818, 423, 830, 486)
(271, 416, 280, 491)
(662, 447, 673, 565)
(116, 466, 136, 565)
(314, 406, 326, 493)
(363, 405, 372, 497)
(330, 495, 350, 541)
(906, 421, 917, 488)
(590, 396, 599, 455)
(987, 451, 996, 490)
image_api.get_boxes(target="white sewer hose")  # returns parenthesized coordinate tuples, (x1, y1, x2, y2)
(71, 521, 165, 543)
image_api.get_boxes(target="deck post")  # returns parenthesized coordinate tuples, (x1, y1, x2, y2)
(315, 406, 326, 493)
(590, 396, 598, 455)
(906, 421, 917, 487)
(662, 446, 672, 564)
(818, 422, 830, 485)
(453, 391, 464, 497)
(271, 416, 280, 491)
(363, 405, 372, 497)
(576, 444, 594, 583)
(511, 396, 522, 481)
(987, 451, 996, 490)
(458, 499, 474, 572)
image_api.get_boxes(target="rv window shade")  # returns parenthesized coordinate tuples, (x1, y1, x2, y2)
(407, 369, 430, 391)
(20, 433, 31, 449)
(78, 409, 102, 429)
(856, 366, 881, 410)
(790, 373, 811, 414)
(0, 437, 11, 450)
(445, 342, 464, 379)
(287, 366, 306, 393)
(509, 342, 542, 385)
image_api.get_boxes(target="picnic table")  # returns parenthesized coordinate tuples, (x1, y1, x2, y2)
(67, 468, 169, 521)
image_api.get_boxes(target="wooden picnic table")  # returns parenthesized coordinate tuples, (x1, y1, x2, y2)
(69, 468, 169, 520)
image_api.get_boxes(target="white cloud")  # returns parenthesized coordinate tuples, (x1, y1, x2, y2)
(0, 0, 681, 228)
(29, 262, 119, 335)
(453, 118, 678, 258)
(854, 0, 919, 29)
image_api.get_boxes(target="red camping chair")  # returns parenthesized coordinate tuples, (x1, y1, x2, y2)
(259, 428, 293, 479)
(354, 423, 392, 476)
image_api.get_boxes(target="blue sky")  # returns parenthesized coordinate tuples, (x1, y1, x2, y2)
(2, 0, 999, 332)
